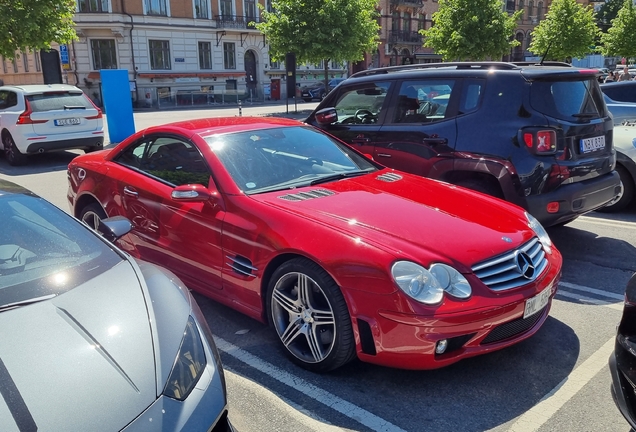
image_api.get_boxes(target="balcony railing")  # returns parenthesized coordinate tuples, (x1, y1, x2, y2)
(389, 30, 423, 44)
(215, 15, 262, 29)
(389, 0, 424, 6)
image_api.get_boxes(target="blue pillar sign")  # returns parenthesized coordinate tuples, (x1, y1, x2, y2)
(59, 45, 70, 70)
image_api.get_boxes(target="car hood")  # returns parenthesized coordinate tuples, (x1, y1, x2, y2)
(0, 261, 157, 431)
(254, 171, 534, 269)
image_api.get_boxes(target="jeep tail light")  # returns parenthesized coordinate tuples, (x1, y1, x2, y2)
(523, 130, 557, 155)
(84, 95, 103, 120)
(17, 99, 47, 125)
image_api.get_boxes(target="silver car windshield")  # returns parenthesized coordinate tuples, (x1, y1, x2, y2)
(0, 194, 122, 309)
(204, 125, 378, 194)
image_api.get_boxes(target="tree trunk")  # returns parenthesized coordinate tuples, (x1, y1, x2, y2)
(324, 59, 330, 99)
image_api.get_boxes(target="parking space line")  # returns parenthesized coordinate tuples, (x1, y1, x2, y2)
(557, 289, 623, 311)
(575, 216, 636, 230)
(559, 281, 624, 301)
(215, 337, 408, 432)
(506, 337, 615, 432)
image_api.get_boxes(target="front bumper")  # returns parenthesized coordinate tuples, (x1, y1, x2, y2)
(609, 346, 636, 430)
(525, 171, 620, 227)
(350, 256, 561, 370)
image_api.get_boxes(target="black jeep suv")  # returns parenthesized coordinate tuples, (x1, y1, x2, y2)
(305, 62, 620, 227)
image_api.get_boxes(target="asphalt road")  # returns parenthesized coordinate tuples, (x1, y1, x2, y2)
(0, 102, 632, 432)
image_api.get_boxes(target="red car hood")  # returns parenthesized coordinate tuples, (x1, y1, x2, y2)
(253, 171, 535, 270)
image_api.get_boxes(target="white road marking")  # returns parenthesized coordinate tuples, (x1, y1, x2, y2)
(559, 281, 624, 301)
(557, 289, 624, 311)
(506, 337, 615, 432)
(224, 367, 347, 431)
(215, 337, 408, 432)
(575, 215, 636, 230)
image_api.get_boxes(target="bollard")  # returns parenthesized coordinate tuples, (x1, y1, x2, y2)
(238, 100, 242, 117)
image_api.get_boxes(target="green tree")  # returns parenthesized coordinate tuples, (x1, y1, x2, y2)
(600, 0, 636, 59)
(529, 0, 599, 61)
(421, 0, 521, 61)
(255, 0, 379, 92)
(597, 0, 625, 32)
(0, 0, 77, 59)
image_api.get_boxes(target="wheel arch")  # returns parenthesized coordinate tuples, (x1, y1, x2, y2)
(74, 193, 104, 219)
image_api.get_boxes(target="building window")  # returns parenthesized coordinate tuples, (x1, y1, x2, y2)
(392, 11, 400, 31)
(146, 0, 167, 16)
(34, 51, 41, 71)
(194, 0, 209, 18)
(1, 57, 6, 74)
(245, 0, 257, 22)
(91, 39, 117, 70)
(223, 42, 236, 69)
(269, 58, 279, 69)
(220, 0, 232, 18)
(418, 14, 426, 30)
(149, 40, 171, 70)
(12, 57, 18, 73)
(528, 0, 534, 18)
(266, 0, 273, 12)
(537, 1, 543, 20)
(198, 41, 212, 69)
(78, 0, 109, 12)
(519, 0, 524, 14)
(22, 51, 29, 72)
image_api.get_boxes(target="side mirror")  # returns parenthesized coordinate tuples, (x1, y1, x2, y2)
(171, 184, 213, 202)
(315, 107, 338, 126)
(98, 216, 132, 243)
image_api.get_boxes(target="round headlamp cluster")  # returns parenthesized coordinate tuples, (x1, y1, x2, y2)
(526, 212, 552, 254)
(391, 261, 471, 305)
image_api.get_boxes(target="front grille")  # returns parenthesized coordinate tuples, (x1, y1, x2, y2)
(376, 172, 403, 182)
(471, 237, 548, 291)
(278, 189, 335, 201)
(481, 306, 546, 345)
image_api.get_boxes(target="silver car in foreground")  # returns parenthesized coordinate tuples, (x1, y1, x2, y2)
(0, 179, 233, 431)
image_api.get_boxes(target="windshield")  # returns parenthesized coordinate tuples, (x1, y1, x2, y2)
(204, 125, 378, 194)
(0, 193, 122, 309)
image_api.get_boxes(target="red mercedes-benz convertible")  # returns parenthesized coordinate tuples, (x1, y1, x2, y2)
(68, 117, 561, 372)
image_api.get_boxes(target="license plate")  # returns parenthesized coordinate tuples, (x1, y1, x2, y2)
(302, 93, 310, 96)
(523, 285, 552, 319)
(55, 118, 80, 126)
(580, 135, 605, 153)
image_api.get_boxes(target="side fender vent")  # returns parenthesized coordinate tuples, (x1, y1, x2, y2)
(376, 172, 403, 182)
(357, 319, 376, 355)
(226, 255, 257, 278)
(278, 189, 335, 201)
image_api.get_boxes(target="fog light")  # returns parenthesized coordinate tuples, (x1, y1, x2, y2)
(435, 339, 448, 354)
(546, 202, 559, 213)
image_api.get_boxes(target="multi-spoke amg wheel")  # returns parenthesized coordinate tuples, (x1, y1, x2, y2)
(80, 203, 107, 230)
(267, 258, 355, 372)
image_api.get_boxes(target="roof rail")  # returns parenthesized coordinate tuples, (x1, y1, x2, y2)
(349, 62, 521, 78)
(511, 61, 573, 67)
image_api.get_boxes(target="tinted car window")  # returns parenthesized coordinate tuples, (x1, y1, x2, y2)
(27, 91, 93, 112)
(530, 78, 606, 121)
(332, 81, 391, 125)
(204, 126, 377, 194)
(459, 79, 485, 114)
(0, 193, 122, 308)
(391, 80, 455, 124)
(0, 90, 18, 109)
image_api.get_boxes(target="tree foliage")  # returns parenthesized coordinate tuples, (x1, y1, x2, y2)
(0, 0, 77, 59)
(597, 0, 625, 32)
(255, 0, 379, 87)
(600, 0, 636, 58)
(529, 0, 599, 61)
(422, 0, 521, 61)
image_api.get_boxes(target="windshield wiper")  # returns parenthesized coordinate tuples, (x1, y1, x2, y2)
(309, 170, 370, 186)
(0, 294, 57, 312)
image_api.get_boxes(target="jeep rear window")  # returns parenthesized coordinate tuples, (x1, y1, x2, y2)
(26, 92, 92, 112)
(530, 78, 607, 121)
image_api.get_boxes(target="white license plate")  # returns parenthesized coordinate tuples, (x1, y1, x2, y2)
(580, 135, 605, 153)
(523, 285, 552, 319)
(55, 118, 80, 126)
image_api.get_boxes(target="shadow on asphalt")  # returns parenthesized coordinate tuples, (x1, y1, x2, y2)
(0, 150, 80, 176)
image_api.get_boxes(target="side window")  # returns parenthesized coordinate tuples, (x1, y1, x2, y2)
(390, 80, 455, 124)
(459, 79, 485, 114)
(0, 91, 17, 110)
(115, 137, 211, 186)
(332, 81, 391, 125)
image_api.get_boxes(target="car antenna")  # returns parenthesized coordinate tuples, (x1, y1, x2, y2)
(539, 40, 553, 66)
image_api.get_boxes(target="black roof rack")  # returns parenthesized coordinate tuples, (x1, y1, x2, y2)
(511, 61, 573, 67)
(349, 61, 521, 78)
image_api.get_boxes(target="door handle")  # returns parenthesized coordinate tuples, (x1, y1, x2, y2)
(376, 153, 392, 158)
(351, 138, 371, 145)
(123, 186, 139, 197)
(423, 137, 448, 145)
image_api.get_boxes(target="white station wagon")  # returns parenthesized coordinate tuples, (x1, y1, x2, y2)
(0, 84, 104, 165)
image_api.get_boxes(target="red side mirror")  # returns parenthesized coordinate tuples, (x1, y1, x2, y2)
(315, 107, 338, 125)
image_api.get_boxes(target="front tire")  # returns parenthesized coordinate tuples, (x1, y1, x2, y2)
(3, 134, 26, 166)
(80, 203, 107, 230)
(266, 258, 356, 372)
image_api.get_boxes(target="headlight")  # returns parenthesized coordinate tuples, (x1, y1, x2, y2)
(163, 316, 206, 401)
(391, 261, 471, 304)
(526, 212, 552, 254)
